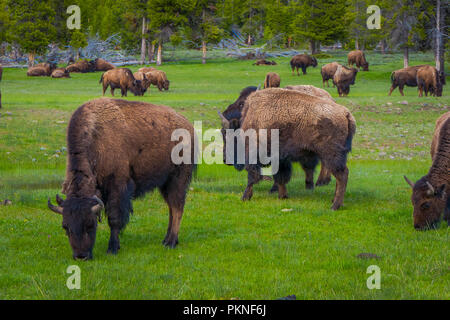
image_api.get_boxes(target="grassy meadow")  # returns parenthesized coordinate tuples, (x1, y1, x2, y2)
(0, 51, 449, 299)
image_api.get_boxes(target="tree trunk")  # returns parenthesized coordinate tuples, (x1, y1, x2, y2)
(140, 17, 146, 65)
(202, 40, 207, 64)
(380, 40, 386, 55)
(435, 0, 444, 73)
(247, 34, 252, 45)
(156, 42, 162, 66)
(355, 39, 359, 50)
(403, 46, 409, 68)
(148, 41, 154, 63)
(75, 49, 80, 61)
(28, 53, 35, 67)
(310, 40, 319, 55)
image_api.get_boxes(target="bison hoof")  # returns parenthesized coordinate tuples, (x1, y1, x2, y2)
(305, 183, 314, 190)
(316, 178, 331, 187)
(107, 247, 119, 255)
(163, 236, 179, 248)
(331, 203, 342, 211)
(269, 184, 278, 194)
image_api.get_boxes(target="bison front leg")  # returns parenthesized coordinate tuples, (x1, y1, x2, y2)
(388, 84, 397, 96)
(242, 165, 263, 201)
(273, 160, 292, 199)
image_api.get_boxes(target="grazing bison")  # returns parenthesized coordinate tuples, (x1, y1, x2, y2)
(0, 64, 2, 108)
(264, 72, 281, 89)
(321, 62, 340, 87)
(404, 112, 450, 230)
(51, 68, 70, 78)
(100, 68, 146, 97)
(290, 54, 318, 76)
(219, 88, 356, 210)
(388, 65, 425, 96)
(417, 65, 443, 97)
(348, 50, 369, 71)
(253, 59, 277, 66)
(93, 58, 115, 71)
(47, 98, 196, 259)
(333, 65, 358, 97)
(146, 70, 170, 91)
(66, 60, 96, 73)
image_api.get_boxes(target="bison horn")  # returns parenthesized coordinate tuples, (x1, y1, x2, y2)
(91, 195, 104, 221)
(56, 194, 65, 206)
(48, 197, 63, 215)
(425, 181, 435, 194)
(217, 111, 230, 129)
(403, 176, 414, 188)
(256, 84, 261, 91)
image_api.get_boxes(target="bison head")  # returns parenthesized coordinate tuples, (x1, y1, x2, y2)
(130, 79, 146, 96)
(404, 176, 447, 230)
(362, 62, 369, 71)
(164, 80, 170, 91)
(312, 57, 318, 67)
(48, 194, 104, 260)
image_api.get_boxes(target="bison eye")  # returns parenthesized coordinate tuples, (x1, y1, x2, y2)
(420, 203, 430, 210)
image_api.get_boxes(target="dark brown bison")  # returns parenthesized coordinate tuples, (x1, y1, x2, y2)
(321, 62, 340, 87)
(290, 54, 318, 76)
(404, 111, 450, 230)
(146, 70, 170, 91)
(219, 88, 356, 210)
(348, 50, 369, 71)
(253, 59, 277, 66)
(93, 58, 115, 71)
(264, 72, 281, 89)
(388, 65, 425, 96)
(0, 64, 2, 109)
(333, 65, 358, 97)
(66, 60, 96, 73)
(51, 68, 70, 78)
(417, 65, 443, 97)
(47, 98, 196, 259)
(100, 68, 146, 97)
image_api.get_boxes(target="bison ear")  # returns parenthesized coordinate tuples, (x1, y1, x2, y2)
(404, 176, 414, 189)
(217, 111, 230, 129)
(436, 184, 446, 199)
(56, 194, 65, 206)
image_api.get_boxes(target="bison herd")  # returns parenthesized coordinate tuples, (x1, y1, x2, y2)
(9, 51, 447, 259)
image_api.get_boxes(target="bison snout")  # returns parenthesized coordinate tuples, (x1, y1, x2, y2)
(73, 252, 92, 260)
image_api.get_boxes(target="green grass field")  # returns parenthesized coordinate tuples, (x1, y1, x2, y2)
(0, 51, 448, 299)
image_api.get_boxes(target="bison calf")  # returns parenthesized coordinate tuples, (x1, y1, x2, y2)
(264, 72, 281, 89)
(404, 111, 450, 230)
(51, 68, 70, 78)
(100, 68, 146, 97)
(47, 98, 196, 259)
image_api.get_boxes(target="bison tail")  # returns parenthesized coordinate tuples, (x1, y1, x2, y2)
(345, 112, 356, 153)
(99, 73, 104, 84)
(390, 72, 395, 84)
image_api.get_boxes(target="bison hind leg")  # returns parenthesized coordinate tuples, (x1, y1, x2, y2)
(159, 165, 193, 248)
(298, 154, 319, 190)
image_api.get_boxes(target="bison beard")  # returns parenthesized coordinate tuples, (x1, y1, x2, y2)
(47, 98, 196, 259)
